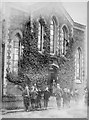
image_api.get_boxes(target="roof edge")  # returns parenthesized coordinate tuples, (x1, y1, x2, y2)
(73, 22, 86, 30)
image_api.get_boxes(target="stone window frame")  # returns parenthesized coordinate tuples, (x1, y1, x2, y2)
(11, 30, 23, 73)
(50, 16, 58, 55)
(75, 47, 83, 83)
(37, 17, 46, 54)
(38, 22, 44, 53)
(60, 24, 69, 56)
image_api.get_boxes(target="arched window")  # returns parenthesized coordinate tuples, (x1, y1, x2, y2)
(60, 25, 69, 55)
(60, 29, 64, 55)
(12, 34, 21, 73)
(75, 47, 83, 83)
(38, 22, 44, 52)
(50, 19, 56, 54)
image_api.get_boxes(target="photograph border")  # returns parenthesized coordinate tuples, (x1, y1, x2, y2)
(1, 1, 88, 120)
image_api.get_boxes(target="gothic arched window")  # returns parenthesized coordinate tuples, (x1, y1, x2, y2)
(60, 25, 69, 55)
(38, 22, 44, 52)
(75, 47, 83, 83)
(12, 34, 21, 73)
(50, 19, 56, 54)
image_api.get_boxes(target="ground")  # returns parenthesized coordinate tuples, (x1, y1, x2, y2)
(1, 97, 88, 119)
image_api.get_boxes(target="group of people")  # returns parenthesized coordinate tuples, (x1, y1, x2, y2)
(22, 82, 80, 112)
(22, 84, 50, 111)
(53, 83, 73, 109)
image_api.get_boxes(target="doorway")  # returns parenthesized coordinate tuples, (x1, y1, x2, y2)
(48, 64, 59, 94)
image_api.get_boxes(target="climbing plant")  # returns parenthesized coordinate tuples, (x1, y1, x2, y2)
(6, 16, 74, 90)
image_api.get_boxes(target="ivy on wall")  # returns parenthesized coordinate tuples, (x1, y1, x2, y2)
(6, 16, 74, 90)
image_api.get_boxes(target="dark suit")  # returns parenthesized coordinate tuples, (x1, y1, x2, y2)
(30, 90, 38, 109)
(44, 90, 50, 109)
(22, 89, 29, 111)
(37, 90, 42, 108)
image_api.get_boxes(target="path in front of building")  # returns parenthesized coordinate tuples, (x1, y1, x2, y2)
(1, 97, 87, 118)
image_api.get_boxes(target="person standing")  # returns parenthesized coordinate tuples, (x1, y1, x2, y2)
(44, 87, 50, 110)
(84, 87, 88, 105)
(74, 89, 79, 102)
(22, 85, 30, 111)
(88, 89, 89, 106)
(63, 88, 71, 108)
(52, 80, 57, 95)
(30, 85, 38, 110)
(54, 84, 63, 109)
(67, 89, 71, 107)
(63, 88, 67, 107)
(37, 88, 42, 109)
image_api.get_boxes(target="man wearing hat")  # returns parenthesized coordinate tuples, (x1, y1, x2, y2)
(30, 84, 38, 110)
(22, 85, 30, 111)
(44, 87, 50, 110)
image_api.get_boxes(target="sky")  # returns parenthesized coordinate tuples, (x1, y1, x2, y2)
(1, 0, 88, 25)
(62, 2, 87, 25)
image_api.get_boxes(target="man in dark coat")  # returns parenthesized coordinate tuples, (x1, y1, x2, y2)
(44, 87, 50, 110)
(22, 85, 30, 111)
(30, 86, 38, 110)
(36, 88, 42, 109)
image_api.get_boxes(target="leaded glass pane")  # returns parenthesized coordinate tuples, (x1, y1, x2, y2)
(13, 54, 18, 60)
